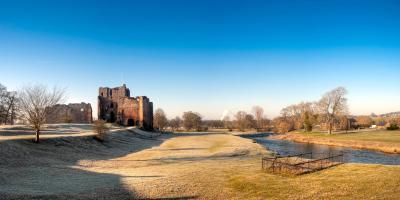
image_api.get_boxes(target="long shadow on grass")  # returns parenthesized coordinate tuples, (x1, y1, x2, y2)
(0, 128, 176, 199)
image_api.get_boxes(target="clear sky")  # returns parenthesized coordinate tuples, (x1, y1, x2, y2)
(0, 0, 399, 119)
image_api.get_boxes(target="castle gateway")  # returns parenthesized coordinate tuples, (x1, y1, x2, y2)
(98, 84, 153, 130)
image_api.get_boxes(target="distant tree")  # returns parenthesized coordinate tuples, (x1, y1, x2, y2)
(244, 114, 256, 129)
(182, 111, 202, 131)
(18, 84, 65, 143)
(203, 120, 224, 129)
(387, 117, 400, 130)
(222, 116, 234, 131)
(252, 106, 264, 130)
(234, 111, 247, 131)
(0, 83, 7, 124)
(281, 102, 317, 131)
(234, 111, 257, 131)
(356, 116, 373, 128)
(153, 108, 168, 131)
(260, 118, 271, 131)
(318, 87, 348, 134)
(281, 104, 302, 130)
(395, 116, 400, 126)
(7, 92, 19, 125)
(387, 123, 399, 130)
(338, 115, 350, 133)
(303, 111, 313, 132)
(272, 117, 292, 134)
(373, 117, 386, 126)
(169, 116, 181, 131)
(0, 84, 19, 125)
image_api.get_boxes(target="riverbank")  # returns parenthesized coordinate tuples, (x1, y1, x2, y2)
(273, 130, 400, 154)
(2, 125, 400, 199)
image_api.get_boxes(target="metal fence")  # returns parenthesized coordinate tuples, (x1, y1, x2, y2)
(262, 152, 344, 175)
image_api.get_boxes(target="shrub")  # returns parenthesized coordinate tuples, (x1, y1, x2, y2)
(304, 123, 313, 132)
(93, 120, 110, 141)
(387, 124, 399, 130)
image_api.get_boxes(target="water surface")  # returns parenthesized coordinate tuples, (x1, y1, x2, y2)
(251, 134, 400, 165)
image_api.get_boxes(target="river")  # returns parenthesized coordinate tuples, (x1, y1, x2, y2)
(246, 134, 400, 165)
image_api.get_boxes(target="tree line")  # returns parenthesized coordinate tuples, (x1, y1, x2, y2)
(153, 106, 270, 132)
(3, 82, 399, 143)
(0, 84, 19, 125)
(154, 86, 400, 134)
(271, 87, 399, 134)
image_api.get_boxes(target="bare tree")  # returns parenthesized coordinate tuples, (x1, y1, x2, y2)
(153, 108, 168, 131)
(234, 111, 256, 131)
(281, 104, 301, 130)
(0, 83, 9, 124)
(235, 111, 247, 131)
(318, 87, 348, 134)
(338, 115, 350, 133)
(18, 84, 65, 142)
(0, 83, 20, 125)
(303, 111, 313, 132)
(356, 116, 373, 128)
(182, 111, 202, 131)
(222, 116, 233, 131)
(252, 106, 264, 130)
(169, 116, 181, 131)
(244, 114, 256, 129)
(3, 91, 19, 125)
(93, 119, 110, 141)
(272, 117, 292, 133)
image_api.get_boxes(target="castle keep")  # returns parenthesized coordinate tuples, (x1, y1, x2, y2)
(98, 84, 153, 130)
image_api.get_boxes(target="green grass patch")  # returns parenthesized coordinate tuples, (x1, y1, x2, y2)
(293, 130, 400, 144)
(226, 164, 400, 199)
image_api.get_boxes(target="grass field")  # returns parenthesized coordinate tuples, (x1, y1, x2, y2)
(226, 162, 400, 200)
(274, 130, 400, 154)
(1, 125, 400, 199)
(295, 130, 400, 143)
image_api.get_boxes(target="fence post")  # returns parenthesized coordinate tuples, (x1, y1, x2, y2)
(262, 158, 264, 170)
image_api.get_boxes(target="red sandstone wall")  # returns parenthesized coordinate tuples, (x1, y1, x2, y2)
(98, 85, 153, 130)
(46, 103, 93, 124)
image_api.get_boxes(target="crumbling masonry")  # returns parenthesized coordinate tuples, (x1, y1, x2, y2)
(46, 103, 93, 124)
(98, 84, 153, 130)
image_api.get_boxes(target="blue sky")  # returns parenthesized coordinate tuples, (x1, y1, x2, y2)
(0, 0, 399, 119)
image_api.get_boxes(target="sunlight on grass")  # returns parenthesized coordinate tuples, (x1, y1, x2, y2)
(294, 130, 400, 143)
(208, 140, 227, 153)
(225, 164, 400, 199)
(281, 130, 400, 153)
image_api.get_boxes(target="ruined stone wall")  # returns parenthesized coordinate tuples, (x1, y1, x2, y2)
(98, 84, 153, 130)
(138, 96, 153, 130)
(117, 97, 139, 126)
(46, 103, 93, 124)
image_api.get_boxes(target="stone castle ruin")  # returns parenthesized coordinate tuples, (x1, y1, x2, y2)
(98, 84, 153, 130)
(46, 103, 93, 124)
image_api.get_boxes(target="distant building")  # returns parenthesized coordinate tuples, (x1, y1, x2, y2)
(98, 84, 153, 130)
(46, 103, 93, 124)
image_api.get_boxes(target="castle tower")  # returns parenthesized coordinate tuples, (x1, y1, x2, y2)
(98, 85, 153, 130)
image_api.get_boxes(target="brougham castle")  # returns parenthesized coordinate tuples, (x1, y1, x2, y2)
(98, 84, 154, 130)
(46, 84, 154, 130)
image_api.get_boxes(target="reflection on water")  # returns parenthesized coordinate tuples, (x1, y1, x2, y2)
(254, 136, 400, 165)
